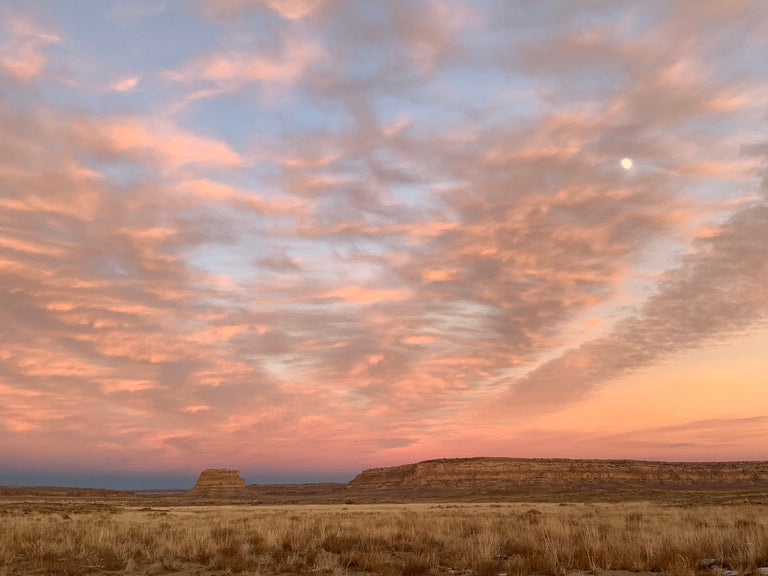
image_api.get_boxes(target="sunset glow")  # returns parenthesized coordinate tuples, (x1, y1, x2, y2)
(1, 1, 768, 489)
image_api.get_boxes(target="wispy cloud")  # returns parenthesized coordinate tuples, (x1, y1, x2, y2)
(109, 76, 139, 92)
(72, 116, 243, 168)
(203, 0, 325, 20)
(163, 35, 322, 101)
(0, 13, 59, 81)
(502, 199, 768, 411)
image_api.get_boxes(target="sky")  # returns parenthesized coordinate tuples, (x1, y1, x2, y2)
(1, 0, 768, 490)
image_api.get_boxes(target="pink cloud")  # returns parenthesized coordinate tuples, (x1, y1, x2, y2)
(74, 117, 242, 168)
(183, 405, 212, 414)
(500, 201, 768, 413)
(164, 35, 321, 94)
(175, 179, 307, 217)
(101, 379, 161, 394)
(391, 0, 479, 73)
(2, 1, 768, 477)
(382, 416, 768, 465)
(109, 76, 139, 92)
(322, 285, 411, 304)
(267, 0, 323, 19)
(0, 13, 59, 82)
(201, 0, 325, 19)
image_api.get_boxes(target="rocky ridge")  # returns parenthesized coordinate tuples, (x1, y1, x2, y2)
(348, 457, 768, 490)
(181, 458, 768, 501)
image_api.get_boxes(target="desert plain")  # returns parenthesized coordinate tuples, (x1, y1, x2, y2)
(2, 458, 768, 576)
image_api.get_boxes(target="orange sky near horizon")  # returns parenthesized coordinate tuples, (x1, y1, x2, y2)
(1, 0, 767, 487)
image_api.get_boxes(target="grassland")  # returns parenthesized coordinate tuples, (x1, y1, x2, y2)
(2, 496, 768, 576)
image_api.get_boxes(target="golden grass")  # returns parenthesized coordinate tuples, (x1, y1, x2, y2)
(1, 500, 768, 575)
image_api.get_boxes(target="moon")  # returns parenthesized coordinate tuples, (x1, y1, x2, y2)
(620, 158, 633, 170)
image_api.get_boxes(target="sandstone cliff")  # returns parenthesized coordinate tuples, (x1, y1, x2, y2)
(185, 469, 246, 496)
(348, 457, 768, 490)
(181, 458, 768, 502)
(194, 469, 246, 487)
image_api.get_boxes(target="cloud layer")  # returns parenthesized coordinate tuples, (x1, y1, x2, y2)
(1, 0, 767, 483)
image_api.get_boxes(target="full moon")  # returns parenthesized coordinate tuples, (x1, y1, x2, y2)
(620, 158, 633, 170)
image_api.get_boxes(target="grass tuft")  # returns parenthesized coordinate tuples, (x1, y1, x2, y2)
(2, 499, 768, 575)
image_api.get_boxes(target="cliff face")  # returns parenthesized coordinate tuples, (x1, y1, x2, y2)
(186, 469, 246, 495)
(181, 459, 768, 501)
(349, 458, 768, 490)
(195, 469, 246, 487)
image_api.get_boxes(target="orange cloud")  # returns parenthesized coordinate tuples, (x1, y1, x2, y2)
(101, 379, 161, 394)
(323, 286, 411, 303)
(183, 405, 212, 414)
(501, 201, 768, 412)
(175, 179, 307, 216)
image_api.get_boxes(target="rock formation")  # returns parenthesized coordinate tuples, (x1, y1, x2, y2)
(348, 457, 768, 491)
(194, 469, 246, 487)
(182, 458, 768, 501)
(195, 469, 246, 487)
(186, 469, 246, 495)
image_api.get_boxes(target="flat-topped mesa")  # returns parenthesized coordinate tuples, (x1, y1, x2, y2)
(348, 457, 768, 491)
(195, 469, 246, 488)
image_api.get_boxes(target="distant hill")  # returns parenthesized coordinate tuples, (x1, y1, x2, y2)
(182, 458, 768, 502)
(6, 458, 768, 502)
(348, 457, 768, 491)
(0, 486, 134, 497)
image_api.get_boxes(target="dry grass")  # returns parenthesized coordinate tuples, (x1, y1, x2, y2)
(1, 500, 768, 575)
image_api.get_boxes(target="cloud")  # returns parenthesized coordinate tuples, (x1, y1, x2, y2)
(175, 178, 307, 217)
(163, 34, 321, 98)
(109, 76, 139, 92)
(186, 0, 478, 105)
(72, 116, 243, 168)
(222, 0, 768, 437)
(0, 13, 59, 81)
(2, 0, 768, 475)
(408, 415, 768, 463)
(388, 0, 478, 73)
(503, 199, 768, 410)
(203, 0, 326, 19)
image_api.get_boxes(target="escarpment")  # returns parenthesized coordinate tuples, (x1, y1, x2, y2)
(182, 458, 768, 501)
(348, 458, 768, 491)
